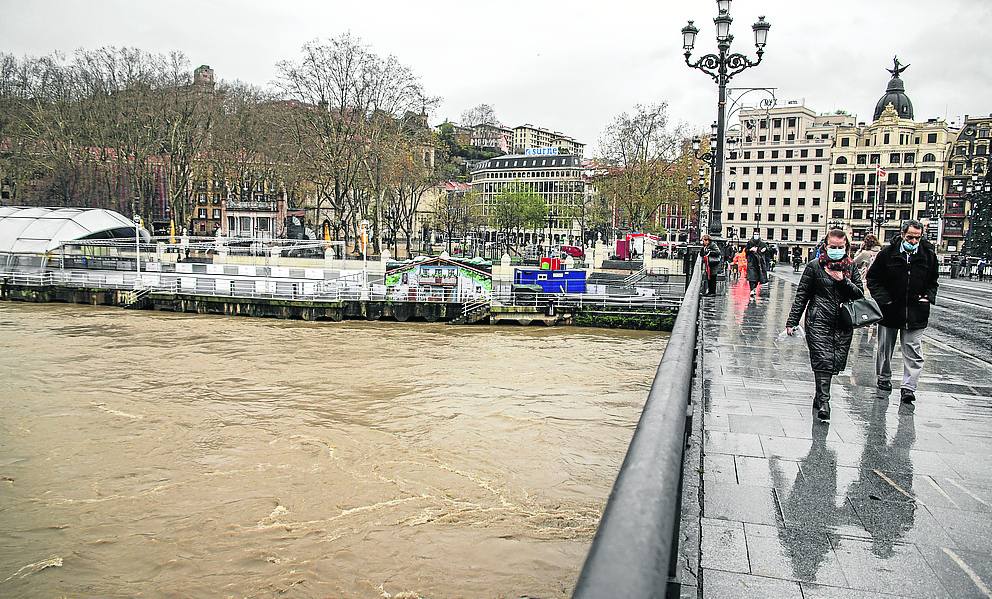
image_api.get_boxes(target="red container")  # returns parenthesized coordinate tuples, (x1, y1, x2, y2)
(540, 257, 562, 270)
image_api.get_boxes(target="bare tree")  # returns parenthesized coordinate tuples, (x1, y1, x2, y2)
(596, 102, 693, 232)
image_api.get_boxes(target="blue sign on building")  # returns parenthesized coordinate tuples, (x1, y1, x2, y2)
(524, 147, 560, 156)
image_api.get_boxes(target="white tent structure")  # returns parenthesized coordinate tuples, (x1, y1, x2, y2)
(0, 206, 147, 271)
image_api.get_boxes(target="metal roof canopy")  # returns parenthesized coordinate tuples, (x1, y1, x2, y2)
(0, 206, 144, 254)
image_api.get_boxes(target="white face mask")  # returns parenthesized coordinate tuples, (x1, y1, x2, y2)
(752, 234, 760, 240)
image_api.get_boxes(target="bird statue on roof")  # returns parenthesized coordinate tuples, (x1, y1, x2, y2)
(886, 55, 909, 78)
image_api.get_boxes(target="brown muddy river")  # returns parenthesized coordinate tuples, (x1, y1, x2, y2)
(0, 302, 666, 598)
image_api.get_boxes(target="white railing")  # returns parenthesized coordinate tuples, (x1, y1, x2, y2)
(493, 291, 681, 312)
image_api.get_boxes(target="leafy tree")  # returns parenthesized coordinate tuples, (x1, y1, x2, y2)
(491, 181, 545, 255)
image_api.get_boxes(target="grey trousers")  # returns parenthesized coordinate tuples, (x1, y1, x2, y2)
(876, 325, 925, 391)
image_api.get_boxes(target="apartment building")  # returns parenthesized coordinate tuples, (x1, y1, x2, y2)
(512, 124, 585, 158)
(723, 101, 850, 258)
(943, 115, 992, 252)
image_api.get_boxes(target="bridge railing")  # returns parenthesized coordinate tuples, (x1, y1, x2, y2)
(572, 256, 702, 599)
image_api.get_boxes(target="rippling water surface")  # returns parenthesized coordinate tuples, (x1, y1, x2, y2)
(0, 302, 667, 598)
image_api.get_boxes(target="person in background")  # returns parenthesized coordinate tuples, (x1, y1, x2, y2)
(853, 234, 881, 280)
(786, 228, 864, 421)
(792, 245, 804, 273)
(700, 234, 722, 296)
(745, 232, 768, 298)
(867, 220, 939, 404)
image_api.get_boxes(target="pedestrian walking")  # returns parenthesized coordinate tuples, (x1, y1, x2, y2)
(745, 232, 768, 298)
(700, 234, 722, 296)
(732, 248, 747, 281)
(866, 220, 939, 404)
(786, 228, 865, 421)
(853, 234, 881, 281)
(792, 245, 804, 273)
(979, 258, 989, 281)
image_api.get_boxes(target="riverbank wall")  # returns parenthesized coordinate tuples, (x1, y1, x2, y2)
(1, 283, 679, 330)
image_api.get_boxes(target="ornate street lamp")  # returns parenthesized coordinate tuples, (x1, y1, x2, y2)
(683, 2, 770, 240)
(687, 166, 709, 242)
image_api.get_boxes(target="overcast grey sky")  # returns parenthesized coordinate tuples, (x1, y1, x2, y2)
(2, 0, 990, 155)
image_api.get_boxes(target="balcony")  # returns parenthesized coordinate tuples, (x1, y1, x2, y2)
(226, 199, 276, 211)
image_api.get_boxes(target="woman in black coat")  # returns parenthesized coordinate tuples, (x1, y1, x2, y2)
(785, 229, 864, 421)
(745, 234, 768, 297)
(700, 234, 722, 296)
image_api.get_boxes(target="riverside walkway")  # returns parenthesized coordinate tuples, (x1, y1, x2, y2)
(694, 274, 992, 598)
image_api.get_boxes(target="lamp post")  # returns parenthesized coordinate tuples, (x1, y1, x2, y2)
(687, 166, 708, 242)
(683, 1, 770, 240)
(132, 214, 142, 287)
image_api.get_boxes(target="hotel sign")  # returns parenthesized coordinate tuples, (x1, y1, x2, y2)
(524, 147, 559, 156)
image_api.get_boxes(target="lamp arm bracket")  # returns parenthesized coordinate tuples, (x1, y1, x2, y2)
(685, 52, 721, 83)
(725, 52, 762, 80)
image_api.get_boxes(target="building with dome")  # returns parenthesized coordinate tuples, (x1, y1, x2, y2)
(827, 57, 954, 244)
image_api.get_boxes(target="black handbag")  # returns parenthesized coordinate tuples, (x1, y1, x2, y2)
(840, 297, 883, 328)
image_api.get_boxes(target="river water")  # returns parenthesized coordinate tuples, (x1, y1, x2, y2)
(0, 302, 667, 598)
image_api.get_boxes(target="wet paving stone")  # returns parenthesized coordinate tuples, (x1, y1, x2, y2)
(702, 568, 803, 598)
(695, 276, 992, 598)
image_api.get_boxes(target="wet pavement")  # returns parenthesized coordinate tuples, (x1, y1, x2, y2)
(696, 275, 992, 598)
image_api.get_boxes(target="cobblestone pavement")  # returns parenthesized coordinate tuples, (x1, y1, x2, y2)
(696, 275, 992, 598)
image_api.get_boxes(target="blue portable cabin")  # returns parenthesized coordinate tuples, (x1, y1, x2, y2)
(514, 268, 586, 293)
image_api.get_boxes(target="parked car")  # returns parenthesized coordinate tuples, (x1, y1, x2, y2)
(559, 245, 584, 258)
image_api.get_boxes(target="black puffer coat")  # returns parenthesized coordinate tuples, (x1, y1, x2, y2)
(866, 237, 939, 330)
(786, 260, 865, 374)
(745, 239, 768, 283)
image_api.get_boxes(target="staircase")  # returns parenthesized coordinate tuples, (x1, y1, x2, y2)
(448, 296, 492, 325)
(622, 268, 647, 287)
(120, 287, 150, 308)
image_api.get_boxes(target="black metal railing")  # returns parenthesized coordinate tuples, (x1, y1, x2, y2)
(572, 256, 703, 599)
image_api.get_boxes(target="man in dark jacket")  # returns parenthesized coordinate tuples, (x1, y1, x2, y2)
(745, 232, 768, 298)
(866, 220, 939, 404)
(699, 234, 722, 296)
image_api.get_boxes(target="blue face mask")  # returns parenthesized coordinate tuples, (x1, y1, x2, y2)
(903, 240, 919, 252)
(826, 248, 846, 261)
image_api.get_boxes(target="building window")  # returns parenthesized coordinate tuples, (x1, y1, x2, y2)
(768, 197, 777, 206)
(853, 209, 863, 219)
(797, 214, 806, 222)
(904, 153, 915, 163)
(784, 181, 792, 189)
(812, 198, 821, 206)
(743, 182, 750, 190)
(786, 150, 794, 158)
(798, 197, 807, 206)
(854, 190, 864, 202)
(887, 173, 898, 185)
(870, 153, 881, 164)
(801, 149, 809, 158)
(901, 190, 913, 204)
(836, 156, 848, 165)
(890, 153, 901, 164)
(757, 166, 764, 174)
(903, 173, 913, 185)
(758, 151, 765, 159)
(744, 151, 751, 159)
(773, 118, 782, 127)
(770, 182, 777, 189)
(796, 229, 804, 241)
(768, 214, 776, 222)
(811, 214, 820, 223)
(814, 165, 823, 174)
(212, 209, 220, 219)
(766, 228, 774, 239)
(771, 166, 778, 174)
(742, 197, 749, 205)
(782, 214, 790, 222)
(800, 166, 808, 174)
(884, 133, 890, 144)
(927, 133, 938, 143)
(841, 138, 850, 147)
(785, 166, 793, 174)
(743, 167, 751, 174)
(783, 197, 792, 206)
(834, 173, 847, 184)
(954, 163, 964, 175)
(813, 181, 822, 190)
(781, 229, 789, 240)
(799, 182, 807, 190)
(727, 213, 734, 220)
(833, 191, 846, 202)
(771, 151, 779, 159)
(788, 117, 797, 127)
(815, 148, 824, 158)
(857, 154, 867, 165)
(854, 173, 866, 185)
(831, 209, 845, 218)
(198, 208, 207, 218)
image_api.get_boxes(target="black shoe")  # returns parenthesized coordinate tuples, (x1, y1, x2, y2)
(877, 380, 892, 391)
(901, 388, 916, 403)
(817, 400, 831, 421)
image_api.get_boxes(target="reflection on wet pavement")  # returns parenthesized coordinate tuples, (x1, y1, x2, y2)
(698, 276, 992, 599)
